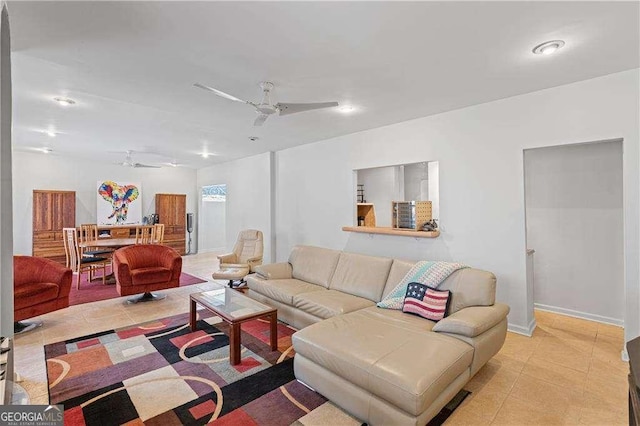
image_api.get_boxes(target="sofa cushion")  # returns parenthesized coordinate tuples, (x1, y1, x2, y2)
(248, 278, 326, 305)
(382, 259, 415, 299)
(439, 268, 496, 314)
(329, 253, 392, 302)
(293, 309, 473, 416)
(357, 306, 437, 333)
(14, 282, 59, 310)
(289, 246, 341, 288)
(131, 267, 171, 286)
(293, 290, 375, 319)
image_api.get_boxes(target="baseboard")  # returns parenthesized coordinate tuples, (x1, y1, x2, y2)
(508, 317, 537, 337)
(534, 303, 624, 327)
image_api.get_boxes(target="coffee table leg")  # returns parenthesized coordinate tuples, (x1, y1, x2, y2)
(230, 323, 241, 365)
(190, 300, 197, 331)
(270, 312, 278, 351)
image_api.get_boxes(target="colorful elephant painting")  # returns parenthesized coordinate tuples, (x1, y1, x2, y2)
(98, 181, 140, 224)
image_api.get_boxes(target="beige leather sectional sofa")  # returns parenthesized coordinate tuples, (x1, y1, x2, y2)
(246, 245, 509, 425)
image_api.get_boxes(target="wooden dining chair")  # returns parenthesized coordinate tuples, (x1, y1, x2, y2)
(151, 224, 165, 244)
(135, 225, 153, 244)
(79, 224, 113, 258)
(63, 228, 109, 289)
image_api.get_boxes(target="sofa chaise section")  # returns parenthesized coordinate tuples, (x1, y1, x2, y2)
(293, 310, 474, 425)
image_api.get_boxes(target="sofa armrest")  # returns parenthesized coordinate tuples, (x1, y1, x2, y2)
(55, 269, 73, 299)
(160, 249, 183, 281)
(113, 251, 133, 286)
(218, 253, 237, 264)
(246, 256, 263, 272)
(254, 263, 292, 280)
(432, 303, 510, 338)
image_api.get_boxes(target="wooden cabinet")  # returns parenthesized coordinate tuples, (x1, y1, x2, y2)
(94, 226, 135, 238)
(357, 203, 376, 227)
(155, 193, 186, 255)
(32, 190, 76, 264)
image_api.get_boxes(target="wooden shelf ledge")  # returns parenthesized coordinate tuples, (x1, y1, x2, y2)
(342, 226, 440, 238)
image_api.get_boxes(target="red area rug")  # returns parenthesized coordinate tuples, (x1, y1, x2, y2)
(68, 269, 207, 306)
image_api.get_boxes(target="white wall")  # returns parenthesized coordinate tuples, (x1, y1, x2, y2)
(357, 166, 403, 227)
(12, 151, 198, 255)
(525, 141, 623, 324)
(275, 69, 639, 339)
(199, 197, 226, 253)
(196, 152, 273, 262)
(403, 162, 428, 202)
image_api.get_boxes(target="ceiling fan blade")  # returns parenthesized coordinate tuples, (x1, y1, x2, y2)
(133, 163, 161, 168)
(276, 102, 339, 116)
(194, 83, 248, 104)
(254, 114, 269, 126)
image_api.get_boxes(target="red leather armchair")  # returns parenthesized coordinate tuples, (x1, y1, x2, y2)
(14, 256, 72, 333)
(113, 244, 182, 303)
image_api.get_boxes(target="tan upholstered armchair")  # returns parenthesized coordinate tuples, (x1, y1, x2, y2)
(213, 229, 263, 287)
(217, 229, 264, 272)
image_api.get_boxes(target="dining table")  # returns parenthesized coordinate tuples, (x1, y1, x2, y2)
(79, 237, 137, 250)
(79, 238, 138, 284)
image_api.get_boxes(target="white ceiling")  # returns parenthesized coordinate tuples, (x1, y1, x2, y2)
(8, 1, 639, 168)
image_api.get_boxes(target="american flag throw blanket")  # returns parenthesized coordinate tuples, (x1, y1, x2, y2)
(376, 261, 468, 310)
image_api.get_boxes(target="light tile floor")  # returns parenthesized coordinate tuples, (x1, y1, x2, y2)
(447, 310, 628, 425)
(13, 253, 628, 425)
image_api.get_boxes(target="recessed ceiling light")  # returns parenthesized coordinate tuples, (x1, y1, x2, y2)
(248, 136, 259, 142)
(532, 40, 565, 55)
(201, 153, 210, 159)
(45, 131, 57, 138)
(338, 106, 355, 113)
(53, 97, 75, 106)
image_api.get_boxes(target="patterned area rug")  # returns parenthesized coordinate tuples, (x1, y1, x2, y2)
(45, 312, 468, 425)
(68, 270, 207, 306)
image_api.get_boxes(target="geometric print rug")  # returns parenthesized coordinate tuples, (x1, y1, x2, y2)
(45, 311, 468, 425)
(45, 310, 322, 425)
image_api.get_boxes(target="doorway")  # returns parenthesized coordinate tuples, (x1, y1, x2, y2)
(524, 140, 624, 325)
(199, 184, 226, 253)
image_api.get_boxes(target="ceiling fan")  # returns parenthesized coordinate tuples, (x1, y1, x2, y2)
(194, 81, 339, 126)
(119, 150, 160, 168)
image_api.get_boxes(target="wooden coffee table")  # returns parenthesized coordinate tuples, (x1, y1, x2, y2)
(190, 288, 277, 365)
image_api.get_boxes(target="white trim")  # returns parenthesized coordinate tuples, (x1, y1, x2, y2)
(622, 348, 629, 362)
(508, 317, 537, 337)
(534, 303, 624, 327)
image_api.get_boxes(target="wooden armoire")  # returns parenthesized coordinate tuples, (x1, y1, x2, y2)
(155, 193, 186, 255)
(32, 190, 76, 264)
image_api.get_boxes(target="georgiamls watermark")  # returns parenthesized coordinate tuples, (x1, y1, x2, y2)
(0, 405, 63, 426)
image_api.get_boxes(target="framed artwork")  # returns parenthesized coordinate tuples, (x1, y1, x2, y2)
(97, 180, 142, 225)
